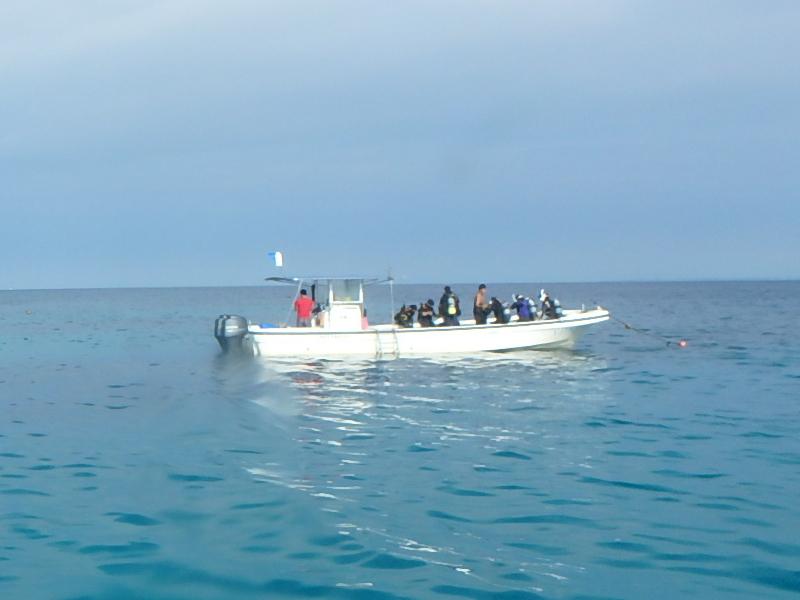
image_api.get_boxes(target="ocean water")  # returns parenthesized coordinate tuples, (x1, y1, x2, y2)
(1, 281, 798, 600)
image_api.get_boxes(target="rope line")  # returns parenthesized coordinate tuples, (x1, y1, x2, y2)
(595, 301, 687, 348)
(612, 315, 684, 346)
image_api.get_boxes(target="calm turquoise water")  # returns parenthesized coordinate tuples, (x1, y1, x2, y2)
(1, 282, 799, 599)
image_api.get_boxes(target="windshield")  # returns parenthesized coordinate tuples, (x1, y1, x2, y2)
(330, 279, 362, 302)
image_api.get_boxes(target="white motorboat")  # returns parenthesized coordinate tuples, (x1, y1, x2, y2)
(214, 277, 609, 359)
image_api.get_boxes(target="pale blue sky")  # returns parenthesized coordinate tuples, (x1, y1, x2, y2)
(2, 1, 798, 288)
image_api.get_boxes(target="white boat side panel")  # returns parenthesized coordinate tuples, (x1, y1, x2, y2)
(247, 309, 609, 358)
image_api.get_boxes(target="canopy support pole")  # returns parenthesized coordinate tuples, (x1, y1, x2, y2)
(284, 278, 303, 327)
(389, 277, 395, 322)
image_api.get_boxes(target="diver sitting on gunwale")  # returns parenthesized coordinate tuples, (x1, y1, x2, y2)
(539, 289, 562, 320)
(394, 304, 417, 328)
(511, 294, 534, 321)
(418, 300, 436, 327)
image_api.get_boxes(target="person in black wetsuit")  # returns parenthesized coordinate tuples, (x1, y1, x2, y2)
(394, 304, 417, 328)
(490, 297, 510, 324)
(418, 299, 436, 327)
(540, 290, 559, 319)
(438, 286, 461, 326)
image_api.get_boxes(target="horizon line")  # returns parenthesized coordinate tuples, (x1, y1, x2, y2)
(3, 276, 799, 292)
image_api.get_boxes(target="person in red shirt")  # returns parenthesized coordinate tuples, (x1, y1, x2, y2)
(294, 289, 315, 327)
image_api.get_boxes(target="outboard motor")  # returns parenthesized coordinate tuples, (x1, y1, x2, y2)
(214, 315, 248, 352)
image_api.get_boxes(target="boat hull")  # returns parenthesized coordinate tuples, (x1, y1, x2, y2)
(245, 309, 609, 359)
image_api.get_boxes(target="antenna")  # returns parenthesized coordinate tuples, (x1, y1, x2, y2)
(387, 267, 395, 321)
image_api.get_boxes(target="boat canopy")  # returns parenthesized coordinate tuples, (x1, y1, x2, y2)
(264, 276, 390, 286)
(264, 275, 396, 327)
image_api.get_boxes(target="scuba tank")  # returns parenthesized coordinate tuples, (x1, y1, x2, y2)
(447, 295, 456, 315)
(526, 297, 537, 319)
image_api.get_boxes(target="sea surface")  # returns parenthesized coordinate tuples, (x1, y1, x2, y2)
(1, 281, 799, 600)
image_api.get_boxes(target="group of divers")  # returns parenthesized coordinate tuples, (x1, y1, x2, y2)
(394, 284, 563, 328)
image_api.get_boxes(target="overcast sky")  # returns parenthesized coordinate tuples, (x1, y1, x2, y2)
(2, 1, 798, 288)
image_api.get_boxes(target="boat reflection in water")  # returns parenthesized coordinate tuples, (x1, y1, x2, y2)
(233, 348, 613, 589)
(254, 349, 611, 420)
